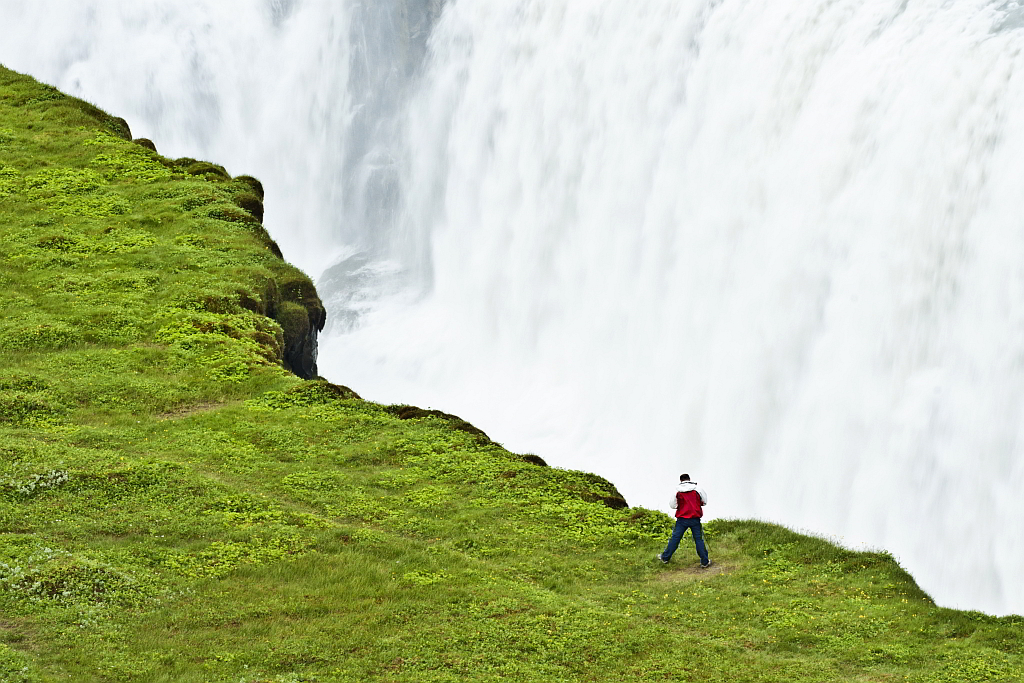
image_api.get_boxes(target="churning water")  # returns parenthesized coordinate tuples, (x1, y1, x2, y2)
(3, 0, 1022, 615)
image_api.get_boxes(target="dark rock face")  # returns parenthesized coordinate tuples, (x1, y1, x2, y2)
(269, 276, 326, 380)
(286, 320, 319, 379)
(274, 298, 324, 380)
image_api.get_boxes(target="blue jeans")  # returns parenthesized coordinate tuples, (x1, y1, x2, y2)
(662, 517, 709, 565)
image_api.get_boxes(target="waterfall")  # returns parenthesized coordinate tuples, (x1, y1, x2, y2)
(3, 0, 1022, 616)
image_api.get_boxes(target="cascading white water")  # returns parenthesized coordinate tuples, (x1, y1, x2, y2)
(3, 0, 1022, 615)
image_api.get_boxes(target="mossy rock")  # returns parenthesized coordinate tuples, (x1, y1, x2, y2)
(238, 291, 266, 316)
(521, 454, 549, 467)
(180, 289, 256, 315)
(184, 161, 230, 180)
(564, 471, 629, 508)
(67, 97, 132, 139)
(276, 274, 326, 333)
(389, 405, 491, 442)
(107, 116, 132, 141)
(234, 175, 265, 200)
(275, 301, 311, 344)
(274, 301, 318, 379)
(262, 278, 281, 319)
(206, 204, 259, 224)
(133, 138, 157, 152)
(586, 493, 629, 510)
(573, 471, 624, 497)
(277, 275, 320, 306)
(233, 192, 264, 223)
(281, 380, 361, 404)
(248, 225, 285, 259)
(254, 270, 324, 374)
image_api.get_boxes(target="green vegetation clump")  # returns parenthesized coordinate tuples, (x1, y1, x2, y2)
(234, 174, 265, 200)
(0, 65, 1021, 682)
(233, 191, 264, 223)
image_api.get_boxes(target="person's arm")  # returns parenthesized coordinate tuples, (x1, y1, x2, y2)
(670, 492, 678, 509)
(697, 486, 708, 506)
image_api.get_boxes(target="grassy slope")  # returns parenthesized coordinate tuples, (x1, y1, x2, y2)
(0, 65, 1021, 683)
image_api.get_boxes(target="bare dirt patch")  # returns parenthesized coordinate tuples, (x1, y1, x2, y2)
(654, 562, 735, 583)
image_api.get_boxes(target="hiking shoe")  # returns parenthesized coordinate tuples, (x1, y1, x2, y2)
(656, 554, 669, 564)
(701, 560, 713, 569)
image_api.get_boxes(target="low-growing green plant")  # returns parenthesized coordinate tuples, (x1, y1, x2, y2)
(2, 469, 68, 497)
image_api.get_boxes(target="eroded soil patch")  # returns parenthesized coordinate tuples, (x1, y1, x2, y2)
(654, 562, 735, 583)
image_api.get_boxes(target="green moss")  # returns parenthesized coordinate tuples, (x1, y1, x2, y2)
(91, 148, 171, 183)
(23, 167, 130, 217)
(233, 191, 264, 222)
(184, 161, 230, 180)
(234, 174, 265, 200)
(275, 273, 326, 333)
(0, 323, 81, 351)
(0, 164, 18, 198)
(273, 300, 310, 346)
(205, 202, 258, 224)
(24, 167, 103, 194)
(132, 137, 157, 152)
(245, 380, 361, 411)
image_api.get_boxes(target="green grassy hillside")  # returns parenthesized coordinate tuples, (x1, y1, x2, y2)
(0, 65, 1021, 682)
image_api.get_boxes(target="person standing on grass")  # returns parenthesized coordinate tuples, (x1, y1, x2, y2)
(656, 473, 711, 568)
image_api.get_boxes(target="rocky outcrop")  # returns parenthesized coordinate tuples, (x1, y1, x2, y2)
(389, 405, 492, 442)
(182, 165, 323, 380)
(274, 301, 319, 379)
(272, 276, 326, 380)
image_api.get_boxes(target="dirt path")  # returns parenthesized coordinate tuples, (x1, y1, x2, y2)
(654, 562, 735, 584)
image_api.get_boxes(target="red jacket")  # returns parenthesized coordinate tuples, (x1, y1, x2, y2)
(671, 482, 707, 519)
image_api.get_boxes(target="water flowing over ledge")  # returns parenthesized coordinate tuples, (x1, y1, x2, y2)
(4, 0, 1023, 616)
